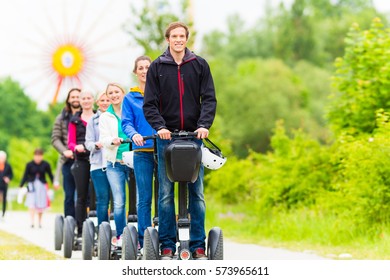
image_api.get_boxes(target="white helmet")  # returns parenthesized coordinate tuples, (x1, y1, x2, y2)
(122, 151, 134, 169)
(201, 139, 227, 170)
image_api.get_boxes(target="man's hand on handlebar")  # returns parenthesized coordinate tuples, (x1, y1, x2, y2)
(157, 128, 209, 140)
(195, 127, 209, 139)
(63, 150, 74, 159)
(157, 128, 172, 140)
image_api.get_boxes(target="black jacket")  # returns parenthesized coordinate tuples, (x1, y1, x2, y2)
(0, 162, 13, 190)
(143, 48, 217, 132)
(19, 160, 53, 187)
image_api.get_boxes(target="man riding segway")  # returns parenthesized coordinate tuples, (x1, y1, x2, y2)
(143, 21, 219, 260)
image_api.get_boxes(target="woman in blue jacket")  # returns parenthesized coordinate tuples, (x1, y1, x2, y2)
(122, 55, 155, 250)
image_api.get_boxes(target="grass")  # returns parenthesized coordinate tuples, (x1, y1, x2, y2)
(0, 230, 63, 260)
(205, 195, 390, 260)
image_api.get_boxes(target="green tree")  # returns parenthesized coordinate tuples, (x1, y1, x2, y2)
(123, 0, 196, 59)
(213, 58, 330, 156)
(327, 18, 390, 135)
(0, 77, 53, 149)
(202, 0, 382, 67)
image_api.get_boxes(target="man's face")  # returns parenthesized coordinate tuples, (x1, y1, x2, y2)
(166, 27, 188, 54)
(68, 90, 80, 109)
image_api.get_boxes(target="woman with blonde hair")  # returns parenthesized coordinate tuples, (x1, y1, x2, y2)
(85, 91, 111, 225)
(68, 90, 95, 237)
(99, 83, 130, 247)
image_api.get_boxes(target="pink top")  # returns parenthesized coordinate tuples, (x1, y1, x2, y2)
(67, 119, 87, 151)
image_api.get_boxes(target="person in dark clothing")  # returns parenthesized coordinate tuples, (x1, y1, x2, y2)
(0, 150, 13, 218)
(19, 148, 54, 228)
(143, 22, 217, 260)
(68, 90, 95, 236)
(51, 88, 81, 218)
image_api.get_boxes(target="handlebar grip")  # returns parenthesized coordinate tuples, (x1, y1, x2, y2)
(170, 131, 198, 137)
(143, 135, 157, 140)
(119, 132, 198, 143)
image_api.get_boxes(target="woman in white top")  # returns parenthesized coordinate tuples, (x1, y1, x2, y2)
(99, 83, 130, 247)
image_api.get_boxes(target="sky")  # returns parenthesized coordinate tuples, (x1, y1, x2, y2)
(0, 0, 389, 110)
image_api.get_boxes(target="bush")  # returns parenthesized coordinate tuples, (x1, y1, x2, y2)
(206, 112, 390, 242)
(328, 18, 390, 135)
(323, 110, 390, 231)
(206, 120, 332, 212)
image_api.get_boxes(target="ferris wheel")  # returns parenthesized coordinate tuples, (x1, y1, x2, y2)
(1, 0, 136, 109)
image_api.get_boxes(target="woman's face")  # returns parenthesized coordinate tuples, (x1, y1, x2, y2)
(80, 92, 94, 110)
(106, 85, 124, 105)
(135, 59, 150, 84)
(96, 94, 111, 112)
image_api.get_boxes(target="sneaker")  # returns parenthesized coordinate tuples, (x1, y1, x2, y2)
(160, 248, 174, 260)
(192, 248, 208, 260)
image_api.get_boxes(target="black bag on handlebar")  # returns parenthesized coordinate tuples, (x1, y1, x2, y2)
(165, 139, 202, 183)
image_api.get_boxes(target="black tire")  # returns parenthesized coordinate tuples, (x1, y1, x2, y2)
(207, 227, 223, 260)
(63, 216, 75, 258)
(98, 221, 111, 260)
(82, 219, 95, 260)
(143, 227, 159, 260)
(122, 224, 138, 260)
(54, 215, 64, 250)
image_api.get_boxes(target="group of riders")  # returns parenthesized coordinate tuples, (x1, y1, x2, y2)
(51, 21, 224, 260)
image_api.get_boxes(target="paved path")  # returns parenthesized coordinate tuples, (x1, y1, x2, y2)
(0, 211, 326, 260)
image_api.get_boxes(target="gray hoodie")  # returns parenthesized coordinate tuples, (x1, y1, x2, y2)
(85, 110, 107, 171)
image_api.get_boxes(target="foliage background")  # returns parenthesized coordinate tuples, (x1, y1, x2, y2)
(1, 0, 390, 258)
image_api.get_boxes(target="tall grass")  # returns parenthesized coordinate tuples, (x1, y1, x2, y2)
(205, 195, 390, 259)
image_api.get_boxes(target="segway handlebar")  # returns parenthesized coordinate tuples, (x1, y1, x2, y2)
(143, 131, 198, 139)
(120, 131, 199, 143)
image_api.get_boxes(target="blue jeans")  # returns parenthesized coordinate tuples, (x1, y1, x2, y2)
(90, 168, 111, 225)
(156, 138, 206, 253)
(106, 162, 129, 237)
(133, 151, 154, 248)
(62, 160, 76, 218)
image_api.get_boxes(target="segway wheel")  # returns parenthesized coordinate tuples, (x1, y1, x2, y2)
(207, 227, 224, 260)
(98, 221, 111, 260)
(63, 216, 75, 258)
(143, 227, 159, 260)
(82, 219, 95, 260)
(122, 224, 138, 260)
(54, 215, 64, 250)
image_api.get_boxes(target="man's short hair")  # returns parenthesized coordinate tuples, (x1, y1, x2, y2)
(165, 22, 189, 39)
